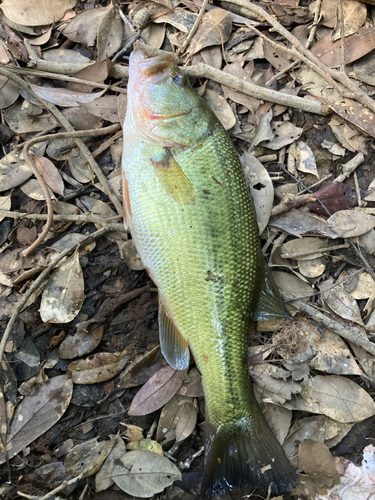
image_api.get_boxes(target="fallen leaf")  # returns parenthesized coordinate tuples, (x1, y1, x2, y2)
(240, 151, 274, 233)
(68, 352, 128, 384)
(301, 375, 375, 423)
(0, 76, 19, 109)
(80, 95, 119, 122)
(319, 277, 364, 326)
(110, 450, 181, 497)
(308, 182, 358, 216)
(29, 84, 106, 107)
(126, 439, 163, 456)
(331, 0, 367, 41)
(21, 179, 55, 201)
(40, 249, 84, 324)
(0, 194, 11, 222)
(270, 209, 341, 238)
(95, 437, 126, 492)
(64, 437, 116, 477)
(0, 0, 77, 26)
(97, 4, 123, 61)
(33, 156, 64, 196)
(189, 9, 232, 55)
(261, 121, 303, 150)
(311, 26, 375, 67)
(264, 404, 292, 445)
(62, 3, 115, 46)
(128, 365, 188, 416)
(298, 440, 340, 489)
(328, 210, 375, 238)
(5, 105, 58, 133)
(202, 88, 235, 130)
(59, 325, 104, 359)
(0, 374, 73, 465)
(175, 400, 197, 443)
(142, 23, 166, 49)
(290, 141, 319, 178)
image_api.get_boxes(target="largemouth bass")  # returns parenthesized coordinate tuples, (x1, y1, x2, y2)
(122, 50, 298, 496)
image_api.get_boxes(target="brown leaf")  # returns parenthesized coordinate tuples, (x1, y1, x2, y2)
(59, 325, 104, 359)
(68, 352, 128, 384)
(65, 438, 116, 477)
(128, 365, 188, 416)
(33, 156, 64, 196)
(68, 61, 108, 93)
(298, 440, 340, 489)
(308, 182, 358, 215)
(175, 400, 197, 443)
(29, 83, 106, 108)
(0, 374, 73, 465)
(327, 210, 375, 238)
(80, 95, 119, 123)
(97, 4, 123, 61)
(0, 0, 77, 26)
(189, 9, 232, 55)
(310, 26, 375, 68)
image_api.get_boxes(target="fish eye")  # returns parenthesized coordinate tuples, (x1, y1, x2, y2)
(173, 75, 186, 86)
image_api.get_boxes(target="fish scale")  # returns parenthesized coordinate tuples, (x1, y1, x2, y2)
(123, 50, 298, 497)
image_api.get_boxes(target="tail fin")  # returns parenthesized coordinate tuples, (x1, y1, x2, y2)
(202, 415, 298, 497)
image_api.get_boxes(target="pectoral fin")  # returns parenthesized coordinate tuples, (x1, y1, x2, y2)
(159, 298, 190, 370)
(122, 171, 132, 231)
(252, 258, 294, 321)
(150, 149, 195, 204)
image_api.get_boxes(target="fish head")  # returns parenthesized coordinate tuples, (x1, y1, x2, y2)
(127, 51, 216, 148)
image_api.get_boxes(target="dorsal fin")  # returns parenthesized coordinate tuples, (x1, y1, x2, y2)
(159, 297, 190, 370)
(252, 257, 293, 321)
(150, 149, 195, 205)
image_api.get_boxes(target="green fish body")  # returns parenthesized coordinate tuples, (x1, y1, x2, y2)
(122, 50, 298, 496)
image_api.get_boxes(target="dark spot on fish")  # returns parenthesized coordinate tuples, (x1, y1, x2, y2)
(203, 355, 208, 363)
(203, 189, 211, 194)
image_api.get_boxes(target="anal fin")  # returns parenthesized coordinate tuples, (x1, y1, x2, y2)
(150, 149, 195, 205)
(159, 298, 190, 371)
(253, 257, 294, 321)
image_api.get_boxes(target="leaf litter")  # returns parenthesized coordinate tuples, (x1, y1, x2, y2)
(1, 0, 375, 498)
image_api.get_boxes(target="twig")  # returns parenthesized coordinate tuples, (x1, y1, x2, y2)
(271, 192, 316, 216)
(0, 69, 123, 216)
(180, 0, 209, 53)
(0, 228, 108, 364)
(2, 65, 126, 93)
(131, 41, 327, 114)
(337, 0, 346, 73)
(266, 0, 322, 86)
(282, 290, 375, 356)
(18, 473, 84, 500)
(0, 209, 125, 231)
(298, 174, 332, 194)
(334, 153, 364, 182)
(354, 171, 362, 207)
(14, 124, 121, 256)
(281, 242, 350, 259)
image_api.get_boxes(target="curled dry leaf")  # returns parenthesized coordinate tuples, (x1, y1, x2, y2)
(33, 156, 64, 196)
(240, 151, 274, 233)
(0, 374, 73, 465)
(203, 88, 235, 130)
(111, 450, 181, 497)
(175, 400, 198, 443)
(68, 351, 128, 384)
(40, 249, 85, 324)
(261, 121, 303, 150)
(128, 365, 188, 416)
(64, 437, 116, 477)
(29, 84, 106, 107)
(0, 194, 11, 223)
(319, 277, 364, 326)
(290, 141, 319, 178)
(0, 0, 77, 26)
(189, 9, 232, 55)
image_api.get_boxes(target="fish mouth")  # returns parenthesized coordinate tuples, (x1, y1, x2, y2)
(132, 51, 178, 84)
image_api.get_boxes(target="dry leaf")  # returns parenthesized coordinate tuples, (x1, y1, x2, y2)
(0, 76, 19, 109)
(262, 121, 303, 150)
(64, 438, 116, 477)
(298, 440, 340, 490)
(111, 450, 181, 497)
(240, 151, 274, 233)
(126, 439, 163, 456)
(320, 277, 364, 326)
(0, 194, 11, 223)
(95, 437, 127, 492)
(270, 209, 341, 238)
(40, 249, 84, 324)
(128, 365, 188, 416)
(62, 3, 114, 46)
(0, 374, 72, 465)
(68, 352, 128, 384)
(33, 156, 64, 196)
(189, 9, 232, 55)
(308, 182, 358, 216)
(29, 83, 106, 107)
(0, 0, 77, 26)
(301, 375, 375, 423)
(331, 0, 367, 41)
(80, 95, 119, 122)
(175, 400, 197, 443)
(59, 325, 104, 359)
(97, 4, 123, 61)
(327, 210, 375, 238)
(202, 88, 235, 130)
(311, 27, 375, 68)
(290, 141, 319, 178)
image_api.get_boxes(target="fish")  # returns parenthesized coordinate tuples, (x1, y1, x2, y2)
(122, 50, 298, 497)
